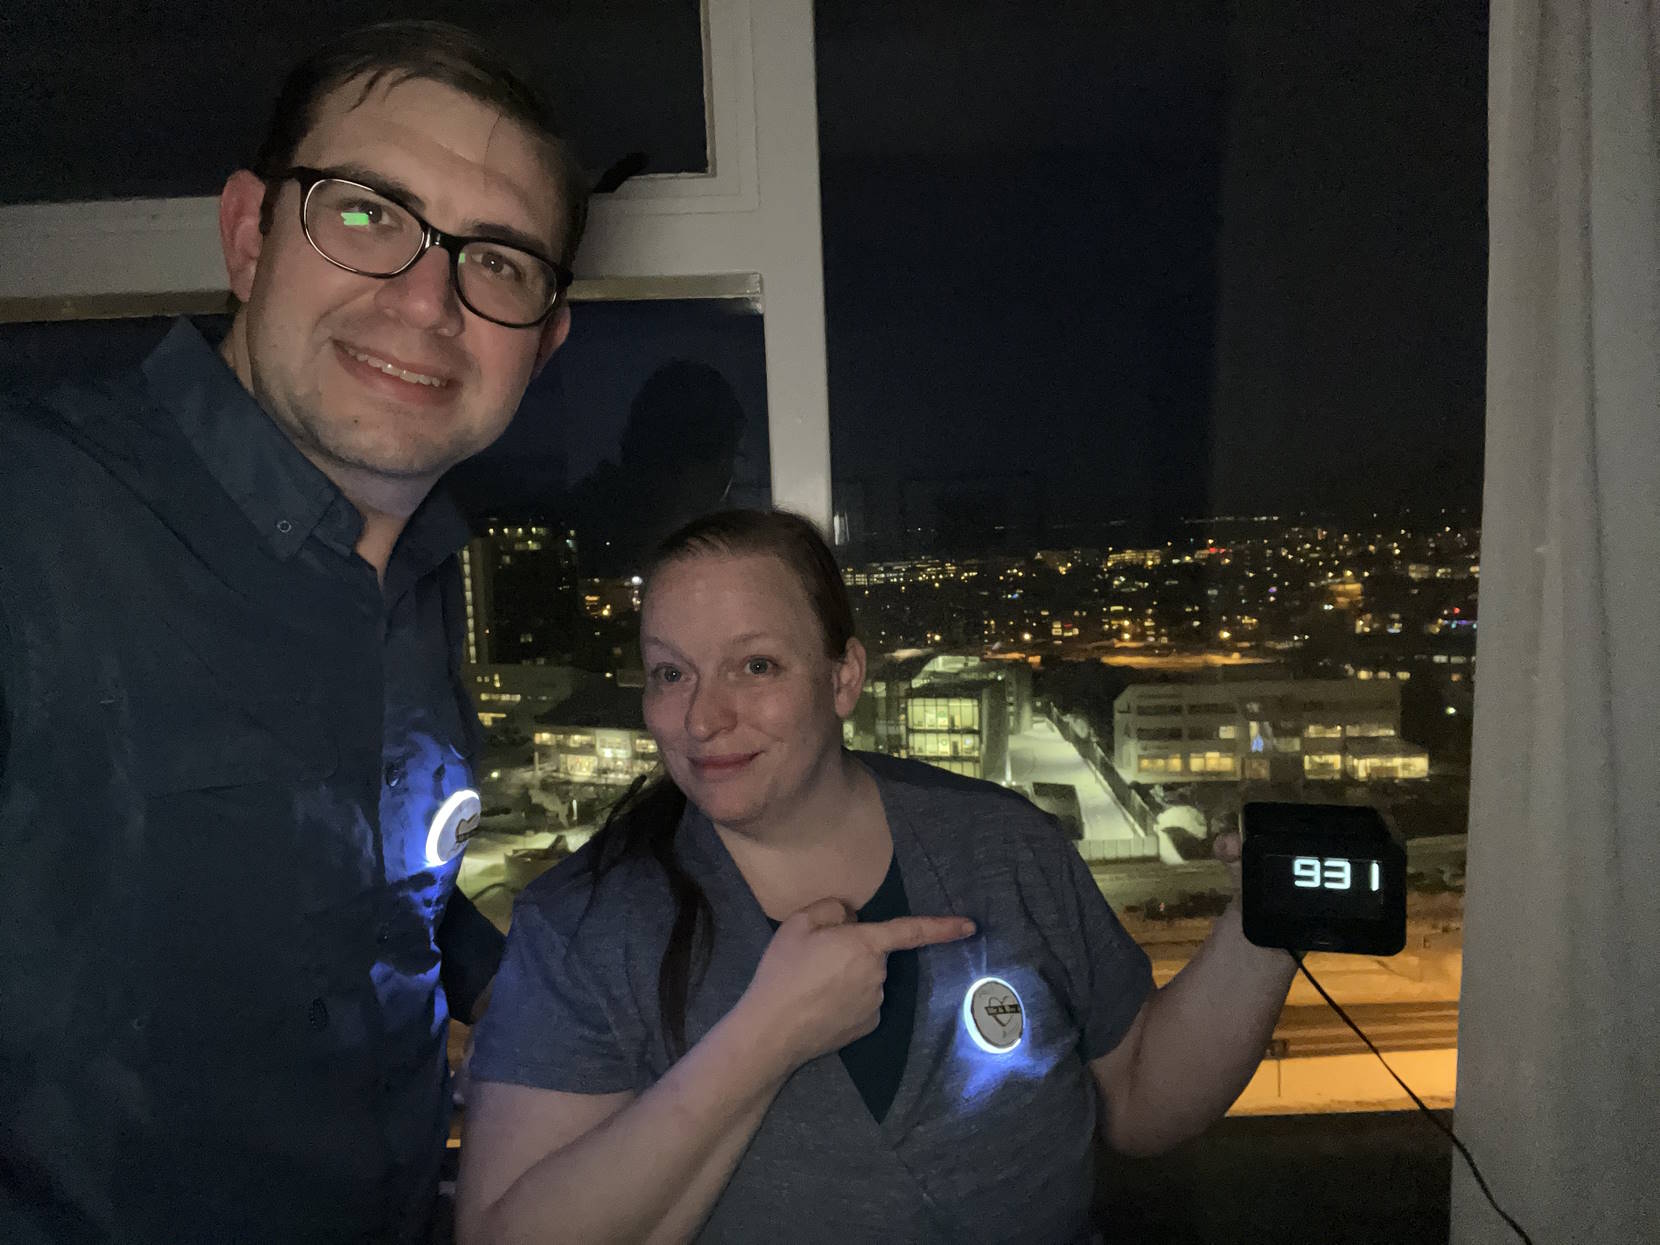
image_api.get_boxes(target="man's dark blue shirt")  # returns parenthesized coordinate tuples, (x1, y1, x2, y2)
(0, 320, 504, 1243)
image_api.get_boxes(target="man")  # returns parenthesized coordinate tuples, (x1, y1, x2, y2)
(0, 21, 585, 1243)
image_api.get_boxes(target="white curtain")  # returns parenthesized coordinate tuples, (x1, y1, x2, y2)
(1455, 3, 1660, 1242)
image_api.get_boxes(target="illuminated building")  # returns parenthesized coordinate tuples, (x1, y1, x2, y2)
(1104, 548, 1166, 569)
(1324, 577, 1364, 610)
(844, 653, 1029, 782)
(844, 653, 932, 756)
(904, 680, 1009, 780)
(1343, 737, 1431, 781)
(459, 524, 581, 665)
(459, 538, 494, 666)
(1034, 549, 1098, 574)
(1111, 679, 1425, 783)
(581, 576, 643, 621)
(465, 664, 595, 734)
(532, 682, 660, 787)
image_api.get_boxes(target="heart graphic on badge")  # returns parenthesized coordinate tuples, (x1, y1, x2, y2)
(963, 976, 1024, 1054)
(984, 998, 1020, 1027)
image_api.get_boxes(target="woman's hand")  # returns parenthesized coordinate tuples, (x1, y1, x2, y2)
(1213, 828, 1244, 899)
(736, 898, 975, 1072)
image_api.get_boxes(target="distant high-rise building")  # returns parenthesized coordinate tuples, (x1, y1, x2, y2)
(460, 524, 582, 666)
(459, 538, 495, 666)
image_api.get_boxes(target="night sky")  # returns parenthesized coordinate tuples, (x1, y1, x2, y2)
(814, 2, 1488, 547)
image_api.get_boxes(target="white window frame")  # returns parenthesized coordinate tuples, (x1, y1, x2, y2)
(0, 0, 832, 528)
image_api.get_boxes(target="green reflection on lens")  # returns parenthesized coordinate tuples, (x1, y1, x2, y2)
(340, 211, 371, 227)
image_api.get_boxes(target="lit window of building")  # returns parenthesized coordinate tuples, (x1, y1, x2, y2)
(1111, 679, 1422, 784)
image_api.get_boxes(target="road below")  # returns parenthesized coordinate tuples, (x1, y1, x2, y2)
(1008, 718, 1148, 849)
(1271, 1000, 1459, 1059)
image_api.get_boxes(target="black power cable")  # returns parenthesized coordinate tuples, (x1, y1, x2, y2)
(1290, 953, 1534, 1245)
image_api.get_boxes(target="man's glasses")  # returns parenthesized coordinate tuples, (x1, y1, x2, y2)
(274, 167, 573, 328)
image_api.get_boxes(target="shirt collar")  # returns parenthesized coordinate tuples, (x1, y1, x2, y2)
(677, 805, 778, 953)
(142, 318, 342, 561)
(140, 318, 472, 573)
(385, 486, 473, 596)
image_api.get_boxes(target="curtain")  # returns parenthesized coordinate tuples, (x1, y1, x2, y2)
(1455, 2, 1660, 1242)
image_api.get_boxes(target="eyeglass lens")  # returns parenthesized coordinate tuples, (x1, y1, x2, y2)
(304, 179, 557, 325)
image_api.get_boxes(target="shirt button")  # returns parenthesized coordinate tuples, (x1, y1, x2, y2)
(307, 998, 330, 1031)
(275, 518, 294, 534)
(384, 761, 403, 788)
(377, 923, 392, 944)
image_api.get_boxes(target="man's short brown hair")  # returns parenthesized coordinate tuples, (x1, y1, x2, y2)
(250, 19, 590, 265)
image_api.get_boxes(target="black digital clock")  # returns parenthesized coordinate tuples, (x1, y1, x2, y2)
(1240, 802, 1406, 955)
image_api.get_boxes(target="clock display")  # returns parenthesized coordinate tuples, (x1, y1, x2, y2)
(1241, 801, 1405, 955)
(1262, 852, 1387, 917)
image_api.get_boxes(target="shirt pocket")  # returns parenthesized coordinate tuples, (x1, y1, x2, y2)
(116, 651, 340, 1050)
(117, 614, 338, 797)
(129, 688, 336, 796)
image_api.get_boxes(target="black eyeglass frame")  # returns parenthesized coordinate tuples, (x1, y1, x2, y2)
(273, 165, 574, 329)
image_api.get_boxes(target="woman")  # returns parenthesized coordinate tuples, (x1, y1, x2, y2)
(458, 509, 1294, 1244)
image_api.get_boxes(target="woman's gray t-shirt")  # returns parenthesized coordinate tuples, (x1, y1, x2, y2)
(471, 753, 1154, 1243)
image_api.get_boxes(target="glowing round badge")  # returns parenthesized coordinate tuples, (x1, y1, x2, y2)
(425, 788, 482, 866)
(963, 976, 1024, 1054)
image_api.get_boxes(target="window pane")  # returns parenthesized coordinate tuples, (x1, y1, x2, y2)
(818, 0, 1483, 1168)
(446, 297, 767, 915)
(2, 0, 707, 205)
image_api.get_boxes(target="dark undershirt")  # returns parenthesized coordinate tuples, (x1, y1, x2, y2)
(769, 853, 916, 1123)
